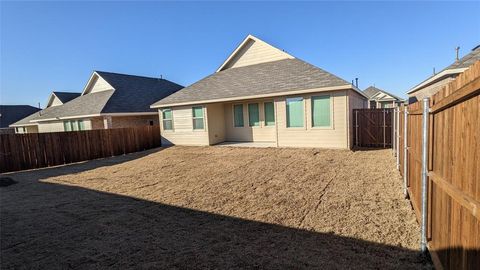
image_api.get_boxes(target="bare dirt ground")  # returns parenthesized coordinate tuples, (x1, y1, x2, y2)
(1, 146, 432, 269)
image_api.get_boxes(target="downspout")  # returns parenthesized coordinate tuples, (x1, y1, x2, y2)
(420, 97, 430, 253)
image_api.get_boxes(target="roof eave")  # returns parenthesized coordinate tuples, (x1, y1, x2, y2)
(407, 68, 466, 94)
(151, 84, 359, 108)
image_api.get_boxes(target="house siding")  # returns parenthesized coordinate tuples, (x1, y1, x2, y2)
(159, 106, 209, 146)
(276, 90, 353, 149)
(207, 103, 226, 145)
(348, 90, 368, 148)
(224, 99, 277, 142)
(37, 119, 93, 133)
(223, 39, 290, 70)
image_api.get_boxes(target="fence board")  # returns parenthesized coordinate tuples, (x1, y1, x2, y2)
(352, 108, 393, 148)
(0, 126, 161, 173)
(396, 61, 480, 270)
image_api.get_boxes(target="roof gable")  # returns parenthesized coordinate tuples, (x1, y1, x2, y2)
(217, 35, 294, 72)
(363, 86, 403, 101)
(46, 92, 80, 108)
(82, 72, 115, 95)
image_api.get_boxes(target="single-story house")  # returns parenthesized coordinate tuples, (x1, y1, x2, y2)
(11, 71, 183, 133)
(151, 35, 367, 149)
(46, 91, 81, 108)
(408, 44, 480, 102)
(363, 86, 404, 108)
(0, 105, 41, 134)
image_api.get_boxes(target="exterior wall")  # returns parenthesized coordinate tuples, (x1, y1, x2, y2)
(49, 96, 63, 107)
(276, 90, 351, 149)
(110, 115, 158, 129)
(224, 99, 276, 142)
(159, 106, 209, 146)
(206, 103, 226, 145)
(349, 91, 368, 148)
(91, 118, 105, 130)
(0, 127, 15, 134)
(13, 126, 39, 134)
(223, 39, 290, 70)
(37, 119, 93, 133)
(408, 76, 456, 101)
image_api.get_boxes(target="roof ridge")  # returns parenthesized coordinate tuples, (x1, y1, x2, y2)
(95, 70, 166, 81)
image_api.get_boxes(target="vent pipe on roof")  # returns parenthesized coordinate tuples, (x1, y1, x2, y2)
(433, 67, 436, 75)
(455, 46, 460, 61)
(355, 78, 358, 88)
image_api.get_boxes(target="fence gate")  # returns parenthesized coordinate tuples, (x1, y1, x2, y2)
(353, 108, 393, 148)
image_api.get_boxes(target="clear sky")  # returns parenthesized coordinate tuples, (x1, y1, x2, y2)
(1, 1, 479, 106)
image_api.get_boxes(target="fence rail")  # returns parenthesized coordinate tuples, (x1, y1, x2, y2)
(0, 126, 161, 173)
(393, 61, 480, 270)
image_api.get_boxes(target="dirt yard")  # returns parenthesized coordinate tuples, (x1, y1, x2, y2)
(1, 146, 432, 269)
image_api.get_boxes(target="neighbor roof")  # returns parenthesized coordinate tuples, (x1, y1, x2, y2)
(363, 86, 403, 101)
(53, 92, 81, 103)
(152, 58, 354, 107)
(13, 71, 183, 124)
(408, 45, 480, 94)
(0, 105, 41, 128)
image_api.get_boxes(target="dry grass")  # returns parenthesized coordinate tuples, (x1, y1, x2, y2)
(1, 146, 432, 269)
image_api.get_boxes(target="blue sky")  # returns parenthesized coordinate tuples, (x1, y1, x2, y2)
(1, 1, 479, 106)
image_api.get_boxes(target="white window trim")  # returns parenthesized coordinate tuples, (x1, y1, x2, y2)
(310, 94, 334, 130)
(192, 106, 206, 131)
(161, 108, 174, 132)
(285, 96, 306, 130)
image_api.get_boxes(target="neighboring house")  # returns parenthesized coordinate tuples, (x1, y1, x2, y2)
(408, 45, 480, 102)
(0, 105, 41, 134)
(151, 35, 367, 149)
(46, 91, 81, 108)
(363, 86, 404, 108)
(11, 71, 183, 133)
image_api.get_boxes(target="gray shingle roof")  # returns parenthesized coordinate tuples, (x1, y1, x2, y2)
(0, 105, 40, 128)
(152, 58, 351, 107)
(363, 86, 403, 101)
(53, 92, 80, 103)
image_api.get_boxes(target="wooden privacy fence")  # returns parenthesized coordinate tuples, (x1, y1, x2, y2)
(393, 61, 480, 270)
(352, 108, 393, 148)
(0, 125, 161, 173)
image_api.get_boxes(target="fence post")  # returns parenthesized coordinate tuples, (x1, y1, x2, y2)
(420, 97, 430, 253)
(383, 110, 386, 148)
(391, 108, 395, 152)
(355, 110, 358, 147)
(403, 106, 408, 198)
(396, 107, 400, 169)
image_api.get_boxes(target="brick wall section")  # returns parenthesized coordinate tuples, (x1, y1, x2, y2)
(91, 118, 105, 130)
(111, 115, 159, 129)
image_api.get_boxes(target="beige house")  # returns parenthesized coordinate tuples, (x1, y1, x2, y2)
(151, 35, 367, 149)
(408, 45, 480, 102)
(11, 71, 183, 133)
(363, 86, 404, 108)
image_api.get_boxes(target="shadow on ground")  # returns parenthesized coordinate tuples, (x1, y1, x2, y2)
(1, 151, 436, 269)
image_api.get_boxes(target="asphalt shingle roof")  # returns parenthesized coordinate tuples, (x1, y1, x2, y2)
(152, 58, 351, 107)
(53, 92, 81, 103)
(0, 105, 41, 128)
(12, 71, 183, 125)
(363, 86, 403, 100)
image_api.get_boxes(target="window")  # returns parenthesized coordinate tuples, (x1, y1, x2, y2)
(286, 97, 304, 128)
(78, 120, 85, 130)
(71, 121, 79, 131)
(248, 103, 260, 127)
(149, 120, 154, 126)
(233, 104, 244, 127)
(311, 95, 331, 127)
(63, 121, 71, 131)
(264, 102, 275, 126)
(162, 109, 173, 130)
(192, 106, 204, 130)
